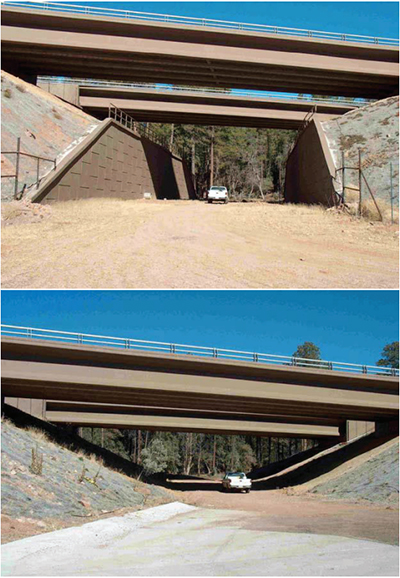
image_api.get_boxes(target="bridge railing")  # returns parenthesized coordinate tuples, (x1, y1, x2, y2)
(38, 77, 365, 108)
(1, 325, 398, 377)
(2, 1, 399, 46)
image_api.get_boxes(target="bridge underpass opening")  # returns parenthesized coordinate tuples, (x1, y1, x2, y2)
(2, 329, 398, 444)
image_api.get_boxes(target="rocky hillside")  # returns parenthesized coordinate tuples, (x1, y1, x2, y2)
(322, 96, 399, 207)
(1, 71, 99, 201)
(1, 418, 176, 544)
(309, 438, 399, 504)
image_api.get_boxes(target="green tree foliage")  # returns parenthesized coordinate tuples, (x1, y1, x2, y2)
(151, 123, 296, 198)
(377, 341, 399, 369)
(81, 428, 315, 477)
(293, 341, 321, 360)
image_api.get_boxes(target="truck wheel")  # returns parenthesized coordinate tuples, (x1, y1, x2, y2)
(246, 489, 250, 493)
(208, 200, 212, 204)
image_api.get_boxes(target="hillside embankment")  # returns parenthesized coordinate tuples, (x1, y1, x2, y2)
(1, 70, 99, 202)
(322, 96, 399, 207)
(1, 416, 176, 544)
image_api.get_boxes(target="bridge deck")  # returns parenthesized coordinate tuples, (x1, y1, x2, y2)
(2, 5, 398, 98)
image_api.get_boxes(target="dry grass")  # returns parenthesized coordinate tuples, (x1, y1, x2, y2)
(2, 198, 398, 289)
(344, 190, 399, 223)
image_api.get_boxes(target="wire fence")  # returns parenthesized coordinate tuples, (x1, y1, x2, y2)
(3, 1, 398, 46)
(1, 138, 57, 200)
(2, 325, 398, 377)
(335, 151, 399, 222)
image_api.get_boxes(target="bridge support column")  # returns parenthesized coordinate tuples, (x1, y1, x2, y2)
(345, 420, 375, 442)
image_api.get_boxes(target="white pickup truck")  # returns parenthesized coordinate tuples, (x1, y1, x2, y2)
(207, 186, 229, 204)
(222, 472, 252, 493)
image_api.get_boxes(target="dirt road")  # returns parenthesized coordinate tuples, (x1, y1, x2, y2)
(169, 478, 399, 546)
(2, 502, 398, 576)
(2, 199, 398, 288)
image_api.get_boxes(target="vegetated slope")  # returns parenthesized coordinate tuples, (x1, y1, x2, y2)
(322, 96, 399, 204)
(1, 418, 175, 544)
(309, 438, 399, 504)
(1, 70, 100, 201)
(277, 435, 399, 506)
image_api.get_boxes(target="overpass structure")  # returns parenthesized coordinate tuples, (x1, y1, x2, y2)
(1, 2, 399, 99)
(2, 327, 398, 442)
(38, 80, 358, 130)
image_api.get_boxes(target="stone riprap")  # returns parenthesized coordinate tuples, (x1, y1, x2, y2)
(1, 71, 99, 201)
(322, 96, 399, 206)
(1, 419, 174, 525)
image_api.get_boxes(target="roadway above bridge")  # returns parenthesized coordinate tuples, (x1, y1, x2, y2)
(60, 83, 356, 129)
(2, 3, 399, 99)
(2, 337, 398, 434)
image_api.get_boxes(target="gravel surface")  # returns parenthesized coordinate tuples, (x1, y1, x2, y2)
(1, 420, 175, 543)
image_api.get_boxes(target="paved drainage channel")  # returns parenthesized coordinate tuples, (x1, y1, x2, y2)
(2, 502, 399, 576)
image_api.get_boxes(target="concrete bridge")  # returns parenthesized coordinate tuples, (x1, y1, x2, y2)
(2, 328, 398, 442)
(1, 3, 398, 99)
(38, 81, 357, 130)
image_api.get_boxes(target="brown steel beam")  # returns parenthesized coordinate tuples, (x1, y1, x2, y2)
(45, 400, 343, 427)
(79, 96, 337, 127)
(2, 360, 398, 423)
(1, 22, 397, 98)
(2, 338, 397, 394)
(2, 6, 397, 64)
(46, 410, 341, 438)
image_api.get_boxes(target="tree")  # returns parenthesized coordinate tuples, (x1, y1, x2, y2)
(293, 341, 321, 360)
(377, 342, 399, 369)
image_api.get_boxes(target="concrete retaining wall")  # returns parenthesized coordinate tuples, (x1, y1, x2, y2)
(284, 119, 337, 206)
(33, 118, 195, 203)
(4, 397, 46, 420)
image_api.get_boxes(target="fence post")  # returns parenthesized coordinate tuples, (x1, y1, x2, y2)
(36, 157, 40, 189)
(341, 150, 345, 203)
(390, 162, 394, 225)
(358, 149, 362, 216)
(14, 137, 21, 199)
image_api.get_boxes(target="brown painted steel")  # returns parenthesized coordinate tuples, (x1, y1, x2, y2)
(2, 338, 397, 434)
(45, 400, 342, 427)
(1, 5, 398, 98)
(2, 338, 398, 393)
(46, 411, 341, 438)
(80, 96, 336, 129)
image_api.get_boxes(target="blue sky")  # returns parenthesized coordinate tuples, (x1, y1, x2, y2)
(54, 1, 399, 38)
(1, 290, 398, 366)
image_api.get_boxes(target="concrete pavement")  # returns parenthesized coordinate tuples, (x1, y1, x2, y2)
(2, 502, 399, 576)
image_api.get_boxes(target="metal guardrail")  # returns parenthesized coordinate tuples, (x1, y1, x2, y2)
(1, 325, 398, 377)
(38, 77, 366, 108)
(2, 1, 399, 46)
(108, 103, 188, 160)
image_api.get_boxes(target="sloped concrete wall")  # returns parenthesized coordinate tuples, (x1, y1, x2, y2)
(33, 119, 195, 203)
(284, 119, 336, 205)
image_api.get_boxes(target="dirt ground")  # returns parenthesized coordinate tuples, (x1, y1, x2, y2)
(1, 199, 398, 288)
(169, 478, 399, 546)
